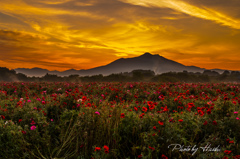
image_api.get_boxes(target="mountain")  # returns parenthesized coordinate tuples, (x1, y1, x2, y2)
(15, 53, 230, 77)
(15, 67, 50, 77)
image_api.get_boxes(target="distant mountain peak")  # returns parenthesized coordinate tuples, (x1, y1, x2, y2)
(143, 52, 152, 55)
(140, 52, 161, 57)
(16, 52, 229, 77)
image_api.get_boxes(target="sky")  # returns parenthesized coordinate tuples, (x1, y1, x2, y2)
(0, 0, 240, 71)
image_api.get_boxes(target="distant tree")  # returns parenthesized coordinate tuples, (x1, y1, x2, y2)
(69, 74, 80, 82)
(17, 73, 28, 81)
(231, 71, 240, 75)
(203, 70, 219, 76)
(222, 70, 230, 75)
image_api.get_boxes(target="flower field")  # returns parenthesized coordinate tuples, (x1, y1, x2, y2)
(1, 82, 240, 159)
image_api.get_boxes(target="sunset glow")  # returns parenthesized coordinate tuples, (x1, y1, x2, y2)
(0, 0, 240, 71)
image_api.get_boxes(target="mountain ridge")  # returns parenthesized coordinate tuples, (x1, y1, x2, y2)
(15, 53, 232, 77)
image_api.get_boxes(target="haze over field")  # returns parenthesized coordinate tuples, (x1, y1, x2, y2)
(0, 0, 240, 71)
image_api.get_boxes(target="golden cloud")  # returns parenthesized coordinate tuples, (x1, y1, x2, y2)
(120, 0, 240, 29)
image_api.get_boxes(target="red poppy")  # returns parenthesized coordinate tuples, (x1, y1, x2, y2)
(224, 150, 231, 154)
(104, 145, 109, 151)
(139, 113, 144, 118)
(188, 103, 195, 107)
(203, 121, 208, 125)
(161, 154, 168, 159)
(206, 109, 211, 114)
(224, 97, 229, 100)
(163, 106, 168, 112)
(1, 115, 5, 119)
(229, 140, 234, 143)
(138, 154, 142, 158)
(94, 147, 101, 151)
(153, 126, 156, 130)
(18, 119, 22, 122)
(222, 157, 228, 159)
(80, 144, 84, 148)
(169, 118, 175, 122)
(120, 113, 125, 118)
(142, 107, 148, 112)
(178, 119, 183, 122)
(149, 146, 155, 151)
(147, 101, 153, 107)
(198, 110, 205, 116)
(82, 96, 87, 101)
(158, 121, 164, 125)
(212, 120, 217, 125)
(149, 105, 155, 110)
(233, 155, 240, 159)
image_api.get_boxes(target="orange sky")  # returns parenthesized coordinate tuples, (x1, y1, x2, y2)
(0, 0, 240, 71)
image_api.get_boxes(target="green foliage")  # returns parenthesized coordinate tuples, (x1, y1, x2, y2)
(0, 82, 240, 158)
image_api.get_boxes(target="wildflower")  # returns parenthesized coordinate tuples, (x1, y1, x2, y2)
(229, 140, 234, 143)
(212, 120, 217, 125)
(203, 121, 208, 125)
(169, 118, 175, 122)
(42, 101, 46, 104)
(158, 121, 164, 125)
(30, 120, 36, 125)
(51, 119, 53, 122)
(206, 109, 211, 114)
(138, 154, 142, 158)
(142, 107, 147, 112)
(224, 97, 229, 100)
(236, 117, 239, 120)
(1, 115, 5, 119)
(153, 126, 156, 130)
(234, 111, 238, 114)
(31, 126, 36, 130)
(148, 146, 155, 151)
(82, 96, 87, 101)
(139, 113, 144, 118)
(21, 130, 26, 134)
(233, 155, 240, 159)
(104, 145, 109, 154)
(95, 112, 100, 115)
(178, 119, 183, 122)
(18, 119, 22, 122)
(120, 113, 125, 118)
(224, 150, 231, 154)
(77, 99, 82, 102)
(80, 144, 84, 148)
(94, 147, 101, 151)
(161, 154, 168, 159)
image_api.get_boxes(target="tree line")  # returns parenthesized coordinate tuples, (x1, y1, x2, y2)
(0, 67, 240, 82)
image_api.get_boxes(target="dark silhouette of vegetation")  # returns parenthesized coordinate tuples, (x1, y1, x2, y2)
(0, 67, 240, 82)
